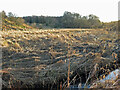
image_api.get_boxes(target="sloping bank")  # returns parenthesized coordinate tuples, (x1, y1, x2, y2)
(0, 29, 119, 89)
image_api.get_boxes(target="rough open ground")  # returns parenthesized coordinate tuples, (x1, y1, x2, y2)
(0, 29, 119, 89)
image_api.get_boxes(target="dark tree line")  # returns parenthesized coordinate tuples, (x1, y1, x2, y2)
(23, 11, 102, 29)
(1, 11, 118, 30)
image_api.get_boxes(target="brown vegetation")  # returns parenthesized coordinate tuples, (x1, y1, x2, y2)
(0, 29, 119, 89)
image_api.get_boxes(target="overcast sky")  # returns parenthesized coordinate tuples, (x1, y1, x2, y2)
(0, 0, 119, 22)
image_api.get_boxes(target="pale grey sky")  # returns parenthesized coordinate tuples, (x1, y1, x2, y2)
(0, 0, 119, 22)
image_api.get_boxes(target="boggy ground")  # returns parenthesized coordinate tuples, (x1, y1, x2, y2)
(0, 29, 119, 89)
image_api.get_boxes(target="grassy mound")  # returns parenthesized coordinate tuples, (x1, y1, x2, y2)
(2, 15, 33, 30)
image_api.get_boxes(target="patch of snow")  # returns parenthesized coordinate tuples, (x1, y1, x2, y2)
(100, 69, 120, 82)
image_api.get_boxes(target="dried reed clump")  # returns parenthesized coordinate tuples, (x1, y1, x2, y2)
(2, 40, 9, 47)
